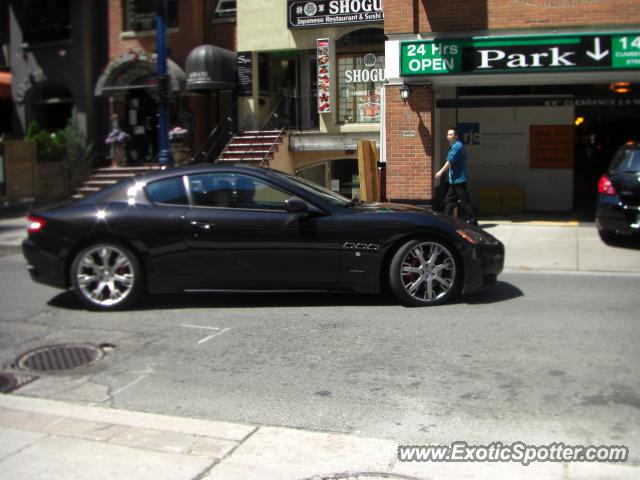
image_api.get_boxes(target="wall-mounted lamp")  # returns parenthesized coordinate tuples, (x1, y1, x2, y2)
(610, 82, 631, 94)
(399, 82, 411, 104)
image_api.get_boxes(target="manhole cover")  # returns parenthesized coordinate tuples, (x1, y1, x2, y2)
(301, 473, 425, 480)
(14, 343, 104, 372)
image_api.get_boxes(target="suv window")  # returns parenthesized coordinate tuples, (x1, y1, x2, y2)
(188, 173, 291, 210)
(145, 177, 188, 205)
(610, 147, 640, 174)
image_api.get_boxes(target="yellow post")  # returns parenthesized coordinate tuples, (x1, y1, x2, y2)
(357, 140, 380, 202)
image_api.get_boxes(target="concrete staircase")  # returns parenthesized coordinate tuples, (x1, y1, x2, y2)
(72, 166, 161, 199)
(217, 129, 285, 166)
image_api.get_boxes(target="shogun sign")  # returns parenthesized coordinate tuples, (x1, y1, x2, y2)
(288, 0, 383, 29)
(344, 53, 386, 83)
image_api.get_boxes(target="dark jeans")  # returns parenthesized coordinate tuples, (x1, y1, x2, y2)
(443, 182, 476, 222)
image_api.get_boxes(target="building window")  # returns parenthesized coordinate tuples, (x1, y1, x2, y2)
(23, 0, 71, 44)
(214, 0, 236, 18)
(337, 53, 385, 124)
(123, 0, 178, 32)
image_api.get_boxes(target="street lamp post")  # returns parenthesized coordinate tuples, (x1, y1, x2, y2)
(156, 0, 173, 167)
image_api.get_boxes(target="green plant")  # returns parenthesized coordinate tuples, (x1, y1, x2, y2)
(26, 119, 90, 164)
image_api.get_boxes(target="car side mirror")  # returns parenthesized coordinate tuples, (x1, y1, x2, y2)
(285, 197, 308, 213)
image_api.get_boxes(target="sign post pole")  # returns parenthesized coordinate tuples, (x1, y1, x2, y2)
(156, 0, 173, 167)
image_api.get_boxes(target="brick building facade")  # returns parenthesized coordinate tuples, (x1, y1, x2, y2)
(383, 0, 640, 210)
(100, 0, 236, 165)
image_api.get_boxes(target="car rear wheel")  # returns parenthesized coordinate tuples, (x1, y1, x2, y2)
(389, 238, 461, 306)
(71, 243, 143, 311)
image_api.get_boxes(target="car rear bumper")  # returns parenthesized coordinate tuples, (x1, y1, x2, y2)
(22, 238, 67, 290)
(596, 199, 640, 235)
(461, 241, 505, 294)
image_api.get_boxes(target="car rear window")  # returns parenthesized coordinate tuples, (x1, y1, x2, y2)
(145, 177, 189, 205)
(610, 148, 640, 174)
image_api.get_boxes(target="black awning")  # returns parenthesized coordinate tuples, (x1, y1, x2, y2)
(94, 51, 186, 96)
(185, 45, 237, 91)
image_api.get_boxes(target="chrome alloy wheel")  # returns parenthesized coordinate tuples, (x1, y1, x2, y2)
(400, 241, 456, 302)
(75, 246, 135, 307)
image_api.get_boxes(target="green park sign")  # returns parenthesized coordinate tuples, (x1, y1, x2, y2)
(401, 32, 640, 76)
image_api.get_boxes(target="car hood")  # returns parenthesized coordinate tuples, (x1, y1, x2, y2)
(348, 201, 470, 228)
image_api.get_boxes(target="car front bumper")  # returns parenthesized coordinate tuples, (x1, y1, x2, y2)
(461, 240, 505, 294)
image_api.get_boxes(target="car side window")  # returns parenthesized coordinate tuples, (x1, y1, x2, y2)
(188, 173, 291, 210)
(145, 177, 189, 205)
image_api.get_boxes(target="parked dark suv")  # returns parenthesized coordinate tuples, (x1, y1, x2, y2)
(596, 141, 640, 242)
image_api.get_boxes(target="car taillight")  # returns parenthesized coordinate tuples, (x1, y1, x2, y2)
(597, 174, 618, 196)
(27, 215, 46, 234)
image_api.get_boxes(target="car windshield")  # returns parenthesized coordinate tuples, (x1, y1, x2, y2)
(610, 148, 640, 174)
(278, 172, 352, 207)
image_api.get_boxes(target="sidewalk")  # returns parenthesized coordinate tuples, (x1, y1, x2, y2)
(0, 394, 637, 480)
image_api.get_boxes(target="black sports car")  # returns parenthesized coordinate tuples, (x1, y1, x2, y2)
(596, 141, 640, 242)
(23, 165, 504, 310)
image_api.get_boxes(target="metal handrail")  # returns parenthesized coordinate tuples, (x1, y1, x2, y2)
(191, 100, 237, 164)
(260, 96, 286, 131)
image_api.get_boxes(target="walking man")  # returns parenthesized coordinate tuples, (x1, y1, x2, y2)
(435, 127, 478, 225)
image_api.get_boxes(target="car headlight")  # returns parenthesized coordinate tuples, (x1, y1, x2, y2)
(456, 228, 489, 244)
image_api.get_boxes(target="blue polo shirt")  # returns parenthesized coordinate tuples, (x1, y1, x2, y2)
(447, 140, 468, 184)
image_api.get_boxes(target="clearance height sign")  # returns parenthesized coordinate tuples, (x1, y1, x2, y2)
(401, 32, 640, 76)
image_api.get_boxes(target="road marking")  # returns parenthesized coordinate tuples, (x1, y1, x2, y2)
(179, 324, 231, 344)
(197, 328, 231, 344)
(179, 324, 222, 330)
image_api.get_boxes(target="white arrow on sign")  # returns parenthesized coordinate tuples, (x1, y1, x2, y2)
(586, 37, 609, 61)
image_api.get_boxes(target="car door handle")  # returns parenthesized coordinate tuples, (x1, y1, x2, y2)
(190, 221, 215, 231)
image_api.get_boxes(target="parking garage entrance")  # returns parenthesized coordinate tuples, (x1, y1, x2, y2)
(435, 83, 640, 216)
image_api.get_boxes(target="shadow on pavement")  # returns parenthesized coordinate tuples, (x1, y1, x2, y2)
(460, 281, 524, 305)
(48, 282, 523, 311)
(602, 236, 640, 250)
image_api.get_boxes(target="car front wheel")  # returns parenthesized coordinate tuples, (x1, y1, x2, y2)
(389, 238, 461, 306)
(71, 243, 143, 311)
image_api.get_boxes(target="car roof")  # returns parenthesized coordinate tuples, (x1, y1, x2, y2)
(136, 164, 279, 183)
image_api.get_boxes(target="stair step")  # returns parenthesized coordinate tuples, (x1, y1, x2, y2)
(242, 130, 283, 134)
(93, 172, 138, 178)
(83, 179, 119, 185)
(222, 149, 271, 155)
(233, 135, 281, 140)
(227, 143, 274, 148)
(217, 157, 266, 163)
(77, 186, 101, 193)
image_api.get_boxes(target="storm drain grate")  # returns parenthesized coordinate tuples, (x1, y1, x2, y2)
(0, 372, 38, 393)
(13, 343, 104, 372)
(300, 473, 425, 480)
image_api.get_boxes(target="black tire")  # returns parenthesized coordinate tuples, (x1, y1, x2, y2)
(598, 229, 616, 244)
(389, 237, 462, 306)
(70, 242, 143, 311)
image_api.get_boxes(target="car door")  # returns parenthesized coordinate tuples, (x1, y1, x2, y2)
(183, 172, 342, 290)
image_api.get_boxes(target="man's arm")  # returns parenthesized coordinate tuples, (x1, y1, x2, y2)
(435, 161, 450, 180)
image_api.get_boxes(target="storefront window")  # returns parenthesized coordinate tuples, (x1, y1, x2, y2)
(337, 52, 385, 124)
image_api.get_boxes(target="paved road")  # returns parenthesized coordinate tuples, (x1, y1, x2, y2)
(1, 251, 639, 463)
